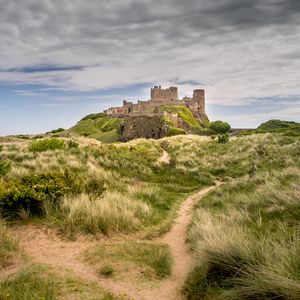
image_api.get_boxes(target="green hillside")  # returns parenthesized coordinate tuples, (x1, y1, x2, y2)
(68, 108, 210, 142)
(160, 105, 207, 135)
(241, 119, 300, 136)
(70, 113, 122, 143)
(258, 119, 300, 132)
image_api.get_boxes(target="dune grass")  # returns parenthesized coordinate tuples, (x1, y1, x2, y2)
(0, 131, 300, 299)
(0, 137, 214, 237)
(0, 264, 121, 300)
(183, 168, 300, 299)
(85, 242, 173, 279)
(51, 191, 156, 237)
(0, 219, 18, 268)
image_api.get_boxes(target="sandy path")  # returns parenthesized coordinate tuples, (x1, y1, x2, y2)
(9, 184, 218, 300)
(141, 185, 218, 300)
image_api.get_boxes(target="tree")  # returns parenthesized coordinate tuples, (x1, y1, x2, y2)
(209, 120, 231, 134)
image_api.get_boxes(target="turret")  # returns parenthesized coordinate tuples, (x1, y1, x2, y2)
(193, 89, 205, 111)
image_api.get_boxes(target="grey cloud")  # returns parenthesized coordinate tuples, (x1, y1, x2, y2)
(0, 0, 299, 106)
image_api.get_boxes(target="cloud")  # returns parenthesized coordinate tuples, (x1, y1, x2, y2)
(0, 0, 299, 106)
(14, 89, 46, 97)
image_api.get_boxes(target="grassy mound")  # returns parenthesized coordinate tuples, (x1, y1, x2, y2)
(70, 113, 122, 143)
(258, 119, 299, 131)
(241, 119, 300, 136)
(160, 105, 203, 132)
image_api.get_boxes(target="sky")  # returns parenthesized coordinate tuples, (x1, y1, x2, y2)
(0, 0, 300, 135)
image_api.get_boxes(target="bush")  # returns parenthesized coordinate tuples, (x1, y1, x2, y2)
(0, 173, 70, 218)
(0, 145, 3, 152)
(217, 133, 229, 143)
(210, 121, 231, 134)
(0, 160, 11, 177)
(28, 138, 65, 152)
(67, 140, 79, 149)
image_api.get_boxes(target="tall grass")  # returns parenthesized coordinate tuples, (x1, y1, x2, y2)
(51, 192, 155, 236)
(183, 169, 300, 299)
(0, 219, 18, 268)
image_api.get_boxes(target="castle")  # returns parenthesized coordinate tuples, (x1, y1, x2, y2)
(104, 86, 207, 122)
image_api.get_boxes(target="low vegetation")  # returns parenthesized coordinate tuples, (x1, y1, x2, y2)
(183, 168, 300, 299)
(28, 138, 65, 152)
(0, 219, 18, 268)
(160, 105, 204, 131)
(0, 119, 299, 299)
(85, 242, 173, 279)
(240, 119, 300, 136)
(70, 114, 122, 143)
(0, 264, 119, 300)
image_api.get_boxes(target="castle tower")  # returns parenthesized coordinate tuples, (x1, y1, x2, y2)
(193, 89, 205, 111)
(151, 86, 179, 101)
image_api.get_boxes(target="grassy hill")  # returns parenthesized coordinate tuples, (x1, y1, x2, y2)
(240, 119, 300, 136)
(69, 113, 122, 143)
(1, 132, 299, 299)
(68, 108, 209, 142)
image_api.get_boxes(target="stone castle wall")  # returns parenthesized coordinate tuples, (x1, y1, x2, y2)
(104, 86, 206, 122)
(150, 86, 179, 101)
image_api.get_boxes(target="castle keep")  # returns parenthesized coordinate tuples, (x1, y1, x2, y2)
(104, 86, 207, 122)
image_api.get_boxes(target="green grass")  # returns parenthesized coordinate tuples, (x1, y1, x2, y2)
(183, 168, 300, 299)
(85, 242, 173, 279)
(28, 138, 65, 152)
(160, 105, 203, 130)
(1, 128, 300, 299)
(0, 264, 119, 300)
(0, 219, 18, 268)
(240, 119, 300, 136)
(70, 115, 122, 142)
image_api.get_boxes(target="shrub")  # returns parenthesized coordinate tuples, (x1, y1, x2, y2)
(209, 120, 231, 134)
(0, 173, 70, 218)
(28, 138, 65, 152)
(0, 144, 3, 152)
(67, 140, 79, 149)
(217, 133, 229, 143)
(0, 160, 11, 177)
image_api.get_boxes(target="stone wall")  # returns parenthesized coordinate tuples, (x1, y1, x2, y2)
(119, 116, 168, 142)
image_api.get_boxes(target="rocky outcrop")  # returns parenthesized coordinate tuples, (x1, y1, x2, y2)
(119, 116, 168, 142)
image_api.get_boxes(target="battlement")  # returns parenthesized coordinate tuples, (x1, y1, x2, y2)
(151, 86, 178, 101)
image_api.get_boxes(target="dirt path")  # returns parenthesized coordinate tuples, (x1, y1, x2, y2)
(9, 184, 218, 300)
(142, 185, 218, 300)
